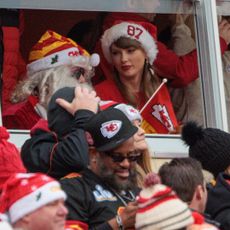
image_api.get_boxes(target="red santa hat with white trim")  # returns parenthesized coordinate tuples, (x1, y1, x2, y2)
(101, 20, 158, 65)
(0, 173, 66, 224)
(27, 30, 100, 74)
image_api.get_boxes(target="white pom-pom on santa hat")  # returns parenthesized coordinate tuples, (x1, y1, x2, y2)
(101, 21, 158, 65)
(90, 53, 100, 67)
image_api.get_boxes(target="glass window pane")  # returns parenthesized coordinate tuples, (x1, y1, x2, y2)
(215, 0, 230, 130)
(0, 1, 202, 135)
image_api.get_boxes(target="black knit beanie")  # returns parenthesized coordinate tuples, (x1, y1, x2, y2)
(47, 87, 75, 136)
(181, 121, 230, 177)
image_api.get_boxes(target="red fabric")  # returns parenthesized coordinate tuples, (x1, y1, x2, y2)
(28, 30, 86, 63)
(0, 173, 56, 213)
(140, 84, 178, 134)
(99, 100, 118, 110)
(65, 220, 88, 230)
(137, 195, 178, 213)
(0, 127, 26, 191)
(95, 80, 127, 103)
(192, 211, 205, 225)
(95, 79, 146, 109)
(2, 97, 41, 130)
(2, 27, 26, 111)
(30, 119, 50, 135)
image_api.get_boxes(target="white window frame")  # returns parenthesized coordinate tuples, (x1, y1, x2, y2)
(0, 0, 227, 158)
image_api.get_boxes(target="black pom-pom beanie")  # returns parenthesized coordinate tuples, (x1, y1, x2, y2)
(182, 121, 230, 177)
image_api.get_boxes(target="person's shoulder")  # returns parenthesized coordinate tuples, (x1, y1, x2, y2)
(30, 119, 50, 135)
(60, 172, 83, 184)
(60, 172, 87, 192)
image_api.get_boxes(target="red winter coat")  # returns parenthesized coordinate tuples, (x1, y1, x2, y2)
(1, 10, 26, 111)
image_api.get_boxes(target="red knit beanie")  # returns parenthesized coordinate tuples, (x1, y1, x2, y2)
(0, 127, 26, 191)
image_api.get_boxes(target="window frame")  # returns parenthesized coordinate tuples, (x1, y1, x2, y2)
(0, 0, 227, 157)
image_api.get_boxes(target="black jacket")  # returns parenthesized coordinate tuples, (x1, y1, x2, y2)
(21, 110, 94, 179)
(60, 168, 139, 230)
(206, 172, 230, 230)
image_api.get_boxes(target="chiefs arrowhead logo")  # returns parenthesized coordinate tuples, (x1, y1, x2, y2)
(100, 120, 122, 138)
(126, 105, 138, 115)
(152, 104, 174, 132)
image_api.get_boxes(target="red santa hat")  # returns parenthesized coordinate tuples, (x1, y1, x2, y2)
(135, 184, 194, 230)
(0, 173, 66, 224)
(0, 127, 26, 191)
(101, 21, 158, 65)
(27, 30, 100, 74)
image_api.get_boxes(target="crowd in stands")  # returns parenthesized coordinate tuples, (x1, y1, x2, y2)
(1, 9, 230, 230)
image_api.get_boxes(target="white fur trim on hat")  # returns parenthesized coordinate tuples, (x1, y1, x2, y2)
(9, 181, 66, 224)
(101, 22, 158, 65)
(0, 222, 13, 230)
(27, 47, 100, 74)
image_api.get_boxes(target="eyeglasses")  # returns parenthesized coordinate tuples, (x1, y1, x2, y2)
(104, 151, 142, 163)
(71, 67, 94, 81)
(71, 67, 85, 80)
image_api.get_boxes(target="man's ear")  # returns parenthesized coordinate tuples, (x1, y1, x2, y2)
(194, 185, 204, 201)
(89, 147, 100, 163)
(89, 147, 100, 172)
(225, 165, 230, 175)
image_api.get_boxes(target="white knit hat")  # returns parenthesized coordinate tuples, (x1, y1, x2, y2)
(101, 21, 158, 65)
(114, 103, 142, 122)
(135, 184, 194, 230)
(99, 101, 142, 122)
(0, 173, 66, 224)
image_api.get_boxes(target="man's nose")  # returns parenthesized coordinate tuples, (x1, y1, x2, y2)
(119, 158, 130, 168)
(78, 74, 86, 83)
(58, 203, 69, 216)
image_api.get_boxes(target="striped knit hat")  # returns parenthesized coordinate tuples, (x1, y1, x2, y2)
(27, 30, 99, 74)
(135, 184, 194, 230)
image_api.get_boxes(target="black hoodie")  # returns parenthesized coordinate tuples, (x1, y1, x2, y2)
(206, 172, 230, 230)
(21, 87, 94, 179)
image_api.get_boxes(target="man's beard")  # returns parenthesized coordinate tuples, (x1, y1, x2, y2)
(98, 161, 138, 192)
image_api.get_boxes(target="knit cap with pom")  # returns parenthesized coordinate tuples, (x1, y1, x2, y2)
(135, 184, 194, 230)
(181, 121, 230, 177)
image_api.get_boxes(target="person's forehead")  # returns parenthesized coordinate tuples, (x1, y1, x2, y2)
(111, 136, 135, 153)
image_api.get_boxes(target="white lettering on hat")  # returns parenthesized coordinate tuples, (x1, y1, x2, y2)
(100, 120, 122, 138)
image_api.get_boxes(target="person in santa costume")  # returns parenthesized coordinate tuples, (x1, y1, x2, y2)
(2, 30, 99, 130)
